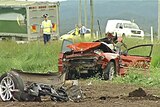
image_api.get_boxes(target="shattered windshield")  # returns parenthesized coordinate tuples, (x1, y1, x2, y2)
(124, 23, 139, 29)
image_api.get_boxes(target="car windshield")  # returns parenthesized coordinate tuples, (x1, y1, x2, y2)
(124, 23, 139, 29)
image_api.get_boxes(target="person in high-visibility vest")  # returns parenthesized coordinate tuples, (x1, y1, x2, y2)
(41, 14, 52, 44)
(75, 25, 79, 36)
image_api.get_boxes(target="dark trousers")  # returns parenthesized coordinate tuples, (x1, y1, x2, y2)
(43, 34, 51, 44)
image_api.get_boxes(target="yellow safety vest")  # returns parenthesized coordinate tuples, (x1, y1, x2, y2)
(75, 27, 79, 35)
(41, 20, 52, 34)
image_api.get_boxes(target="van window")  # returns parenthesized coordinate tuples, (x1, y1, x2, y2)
(116, 23, 123, 29)
(124, 23, 139, 29)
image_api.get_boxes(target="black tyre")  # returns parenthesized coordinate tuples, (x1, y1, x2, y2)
(103, 61, 116, 80)
(0, 72, 24, 101)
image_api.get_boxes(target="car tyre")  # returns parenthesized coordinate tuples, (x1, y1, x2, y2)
(0, 73, 24, 101)
(103, 61, 116, 80)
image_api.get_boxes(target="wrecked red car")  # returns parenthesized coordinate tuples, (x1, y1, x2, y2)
(58, 37, 153, 80)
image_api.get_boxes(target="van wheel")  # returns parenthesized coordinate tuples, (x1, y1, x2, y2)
(103, 62, 116, 80)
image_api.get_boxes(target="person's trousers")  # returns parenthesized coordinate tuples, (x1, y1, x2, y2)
(43, 34, 51, 44)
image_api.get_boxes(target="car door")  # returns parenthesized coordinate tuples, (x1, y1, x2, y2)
(58, 40, 73, 73)
(120, 44, 153, 69)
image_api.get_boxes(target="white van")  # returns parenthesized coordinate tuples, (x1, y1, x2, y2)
(105, 20, 144, 38)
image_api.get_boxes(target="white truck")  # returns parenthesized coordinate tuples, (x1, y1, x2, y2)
(105, 20, 144, 38)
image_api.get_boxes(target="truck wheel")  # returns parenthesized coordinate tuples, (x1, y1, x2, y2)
(0, 73, 25, 101)
(103, 61, 116, 80)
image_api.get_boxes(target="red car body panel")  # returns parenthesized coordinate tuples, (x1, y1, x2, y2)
(58, 53, 64, 74)
(121, 55, 151, 69)
(67, 42, 101, 52)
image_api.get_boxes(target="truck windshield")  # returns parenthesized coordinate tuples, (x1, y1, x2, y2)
(124, 23, 139, 29)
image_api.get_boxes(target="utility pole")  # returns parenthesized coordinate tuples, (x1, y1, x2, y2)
(90, 0, 94, 38)
(158, 0, 160, 40)
(79, 0, 82, 26)
(84, 0, 88, 27)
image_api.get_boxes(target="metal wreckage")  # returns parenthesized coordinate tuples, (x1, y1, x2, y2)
(0, 69, 83, 102)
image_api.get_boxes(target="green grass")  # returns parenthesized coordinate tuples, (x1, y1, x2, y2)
(0, 40, 62, 74)
(113, 67, 160, 88)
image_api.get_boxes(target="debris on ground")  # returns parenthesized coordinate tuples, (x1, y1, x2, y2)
(129, 88, 147, 97)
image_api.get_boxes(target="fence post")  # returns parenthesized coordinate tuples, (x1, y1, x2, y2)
(151, 26, 153, 43)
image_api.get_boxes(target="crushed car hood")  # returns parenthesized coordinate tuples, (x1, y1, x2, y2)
(67, 42, 101, 52)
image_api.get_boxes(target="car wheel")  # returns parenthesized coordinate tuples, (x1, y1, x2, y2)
(0, 73, 15, 101)
(103, 61, 116, 80)
(0, 73, 25, 101)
